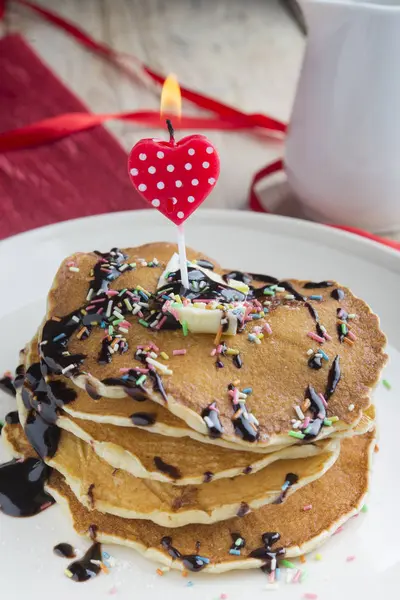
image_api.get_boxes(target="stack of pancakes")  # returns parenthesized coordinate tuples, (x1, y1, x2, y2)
(2, 242, 387, 573)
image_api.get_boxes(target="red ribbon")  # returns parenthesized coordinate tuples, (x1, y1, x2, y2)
(1, 0, 399, 252)
(0, 0, 286, 152)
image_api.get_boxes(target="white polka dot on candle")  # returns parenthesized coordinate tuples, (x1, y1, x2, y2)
(175, 180, 182, 188)
(208, 178, 216, 185)
(139, 153, 147, 160)
(177, 211, 184, 219)
(157, 182, 165, 190)
(167, 164, 175, 172)
(130, 168, 138, 176)
(172, 197, 178, 204)
(206, 147, 214, 154)
(191, 179, 199, 186)
(152, 199, 160, 207)
(185, 163, 192, 170)
(157, 151, 164, 159)
(202, 162, 210, 169)
(138, 183, 147, 192)
(188, 196, 195, 203)
(188, 148, 195, 156)
(148, 166, 156, 174)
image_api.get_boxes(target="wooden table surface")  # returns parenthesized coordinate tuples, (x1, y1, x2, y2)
(2, 0, 399, 240)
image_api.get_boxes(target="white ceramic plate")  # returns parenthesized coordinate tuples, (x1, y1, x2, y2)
(0, 210, 399, 600)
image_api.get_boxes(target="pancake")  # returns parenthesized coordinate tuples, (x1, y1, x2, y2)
(49, 430, 340, 527)
(38, 243, 386, 452)
(18, 341, 371, 487)
(2, 422, 375, 573)
(25, 331, 298, 454)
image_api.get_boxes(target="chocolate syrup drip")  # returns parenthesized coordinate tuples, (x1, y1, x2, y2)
(14, 364, 26, 389)
(303, 281, 334, 289)
(25, 410, 60, 459)
(195, 259, 215, 270)
(231, 532, 246, 549)
(0, 374, 16, 396)
(203, 471, 213, 483)
(66, 541, 102, 582)
(53, 543, 76, 558)
(202, 403, 223, 438)
(216, 359, 224, 369)
(273, 472, 299, 504)
(0, 458, 54, 517)
(85, 382, 102, 400)
(124, 385, 148, 401)
(243, 465, 253, 475)
(305, 302, 319, 322)
(233, 354, 243, 369)
(160, 266, 246, 303)
(160, 537, 209, 571)
(262, 532, 281, 546)
(154, 457, 181, 480)
(326, 355, 341, 399)
(182, 555, 209, 572)
(148, 369, 168, 403)
(237, 502, 250, 517)
(331, 288, 345, 301)
(5, 411, 19, 424)
(161, 536, 181, 559)
(277, 281, 305, 301)
(130, 412, 156, 426)
(233, 408, 259, 443)
(225, 271, 280, 288)
(307, 385, 326, 420)
(87, 484, 95, 508)
(249, 532, 285, 572)
(308, 354, 322, 370)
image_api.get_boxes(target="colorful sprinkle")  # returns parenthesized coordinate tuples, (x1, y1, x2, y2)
(303, 593, 318, 599)
(361, 504, 368, 513)
(314, 554, 322, 561)
(307, 332, 325, 343)
(289, 430, 305, 440)
(229, 548, 241, 556)
(346, 555, 356, 562)
(136, 374, 147, 386)
(309, 295, 322, 301)
(68, 266, 80, 273)
(138, 319, 149, 328)
(303, 504, 313, 511)
(348, 403, 355, 411)
(382, 379, 391, 390)
(182, 320, 188, 336)
(292, 569, 302, 584)
(173, 349, 187, 356)
(319, 349, 329, 361)
(242, 387, 252, 394)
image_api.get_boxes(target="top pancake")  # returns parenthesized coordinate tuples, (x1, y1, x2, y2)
(38, 243, 387, 450)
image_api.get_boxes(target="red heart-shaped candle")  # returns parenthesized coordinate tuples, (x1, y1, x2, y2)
(128, 134, 220, 225)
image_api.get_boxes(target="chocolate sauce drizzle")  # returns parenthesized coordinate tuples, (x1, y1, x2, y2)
(66, 541, 103, 582)
(331, 288, 345, 301)
(161, 536, 209, 571)
(0, 373, 16, 396)
(326, 355, 341, 398)
(303, 281, 334, 289)
(154, 456, 181, 480)
(203, 471, 213, 483)
(237, 502, 250, 517)
(202, 402, 223, 438)
(0, 458, 54, 517)
(249, 532, 285, 573)
(273, 472, 299, 504)
(53, 543, 76, 559)
(130, 412, 156, 426)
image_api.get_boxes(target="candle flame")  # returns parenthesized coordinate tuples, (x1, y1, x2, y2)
(160, 74, 182, 118)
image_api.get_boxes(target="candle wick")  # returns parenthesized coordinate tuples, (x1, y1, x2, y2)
(166, 119, 175, 144)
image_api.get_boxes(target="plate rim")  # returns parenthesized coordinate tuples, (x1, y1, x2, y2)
(1, 209, 400, 272)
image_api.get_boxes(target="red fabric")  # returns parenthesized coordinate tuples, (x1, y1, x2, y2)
(0, 34, 146, 239)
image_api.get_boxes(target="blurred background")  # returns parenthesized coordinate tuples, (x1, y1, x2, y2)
(0, 0, 305, 212)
